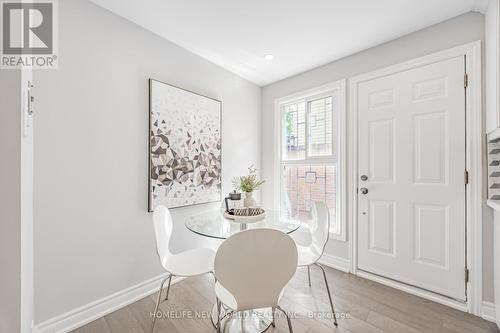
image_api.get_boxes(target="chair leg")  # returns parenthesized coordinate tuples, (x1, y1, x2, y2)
(276, 306, 293, 333)
(307, 265, 312, 287)
(164, 274, 173, 301)
(216, 298, 222, 333)
(314, 263, 338, 326)
(151, 276, 169, 333)
(223, 310, 235, 333)
(271, 307, 276, 327)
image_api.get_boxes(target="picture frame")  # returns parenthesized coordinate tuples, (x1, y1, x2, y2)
(148, 79, 222, 211)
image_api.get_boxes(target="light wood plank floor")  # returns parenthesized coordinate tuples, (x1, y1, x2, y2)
(73, 266, 499, 333)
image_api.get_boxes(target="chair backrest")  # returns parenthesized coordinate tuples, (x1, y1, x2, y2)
(309, 201, 330, 255)
(152, 206, 173, 265)
(214, 229, 297, 311)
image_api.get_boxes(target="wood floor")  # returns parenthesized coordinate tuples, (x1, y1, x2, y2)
(73, 266, 499, 333)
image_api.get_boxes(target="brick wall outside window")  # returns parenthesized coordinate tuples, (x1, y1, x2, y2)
(282, 164, 336, 223)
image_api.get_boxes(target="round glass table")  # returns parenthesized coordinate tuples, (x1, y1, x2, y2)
(185, 208, 303, 332)
(185, 208, 301, 239)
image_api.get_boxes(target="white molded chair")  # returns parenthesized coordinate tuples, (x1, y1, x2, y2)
(214, 229, 298, 333)
(151, 205, 215, 333)
(297, 201, 338, 326)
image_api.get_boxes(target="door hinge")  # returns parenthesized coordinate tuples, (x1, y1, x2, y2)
(464, 170, 469, 185)
(464, 73, 468, 88)
(465, 267, 469, 283)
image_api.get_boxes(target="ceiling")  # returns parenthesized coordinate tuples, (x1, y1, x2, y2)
(90, 0, 488, 86)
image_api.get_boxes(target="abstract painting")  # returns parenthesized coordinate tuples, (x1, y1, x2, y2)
(148, 79, 222, 211)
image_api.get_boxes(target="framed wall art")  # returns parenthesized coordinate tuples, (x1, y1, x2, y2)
(148, 79, 222, 211)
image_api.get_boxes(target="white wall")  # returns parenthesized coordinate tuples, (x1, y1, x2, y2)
(260, 12, 494, 301)
(0, 70, 22, 332)
(486, 0, 500, 325)
(34, 0, 261, 324)
(485, 0, 498, 134)
(495, 211, 500, 325)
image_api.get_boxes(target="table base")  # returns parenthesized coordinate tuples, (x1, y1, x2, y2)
(211, 304, 273, 333)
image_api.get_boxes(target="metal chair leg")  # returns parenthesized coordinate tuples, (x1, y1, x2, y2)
(216, 298, 222, 333)
(164, 274, 173, 301)
(209, 270, 217, 282)
(314, 263, 338, 326)
(276, 306, 293, 333)
(151, 276, 169, 333)
(307, 265, 312, 287)
(225, 311, 236, 333)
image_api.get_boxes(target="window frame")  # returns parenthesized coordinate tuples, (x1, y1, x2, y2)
(306, 95, 334, 158)
(281, 91, 337, 163)
(274, 79, 347, 241)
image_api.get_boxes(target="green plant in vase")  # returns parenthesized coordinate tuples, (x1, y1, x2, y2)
(232, 165, 265, 207)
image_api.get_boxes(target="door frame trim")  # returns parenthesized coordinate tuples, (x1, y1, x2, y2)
(348, 41, 483, 315)
(21, 68, 34, 333)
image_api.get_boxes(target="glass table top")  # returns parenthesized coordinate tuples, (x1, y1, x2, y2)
(185, 209, 302, 239)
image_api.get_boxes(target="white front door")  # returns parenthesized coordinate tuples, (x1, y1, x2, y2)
(356, 56, 467, 301)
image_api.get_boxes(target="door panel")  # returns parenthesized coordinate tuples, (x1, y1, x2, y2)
(368, 200, 396, 256)
(414, 112, 448, 184)
(414, 204, 449, 268)
(357, 56, 466, 301)
(369, 119, 395, 183)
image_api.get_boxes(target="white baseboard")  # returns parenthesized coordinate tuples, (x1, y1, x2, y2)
(34, 274, 184, 333)
(481, 301, 497, 323)
(318, 253, 350, 272)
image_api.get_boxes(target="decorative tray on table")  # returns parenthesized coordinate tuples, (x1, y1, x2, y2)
(223, 207, 266, 223)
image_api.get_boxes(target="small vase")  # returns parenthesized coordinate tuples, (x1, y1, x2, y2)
(244, 191, 257, 207)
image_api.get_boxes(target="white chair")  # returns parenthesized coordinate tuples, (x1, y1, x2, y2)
(297, 201, 338, 326)
(151, 205, 216, 333)
(214, 229, 298, 333)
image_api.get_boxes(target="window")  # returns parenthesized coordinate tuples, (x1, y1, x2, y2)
(308, 96, 333, 156)
(276, 81, 346, 240)
(282, 101, 306, 160)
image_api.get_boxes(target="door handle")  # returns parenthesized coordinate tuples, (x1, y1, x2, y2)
(360, 188, 369, 195)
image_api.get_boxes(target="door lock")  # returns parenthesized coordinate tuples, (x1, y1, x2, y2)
(360, 188, 369, 195)
(360, 175, 368, 181)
